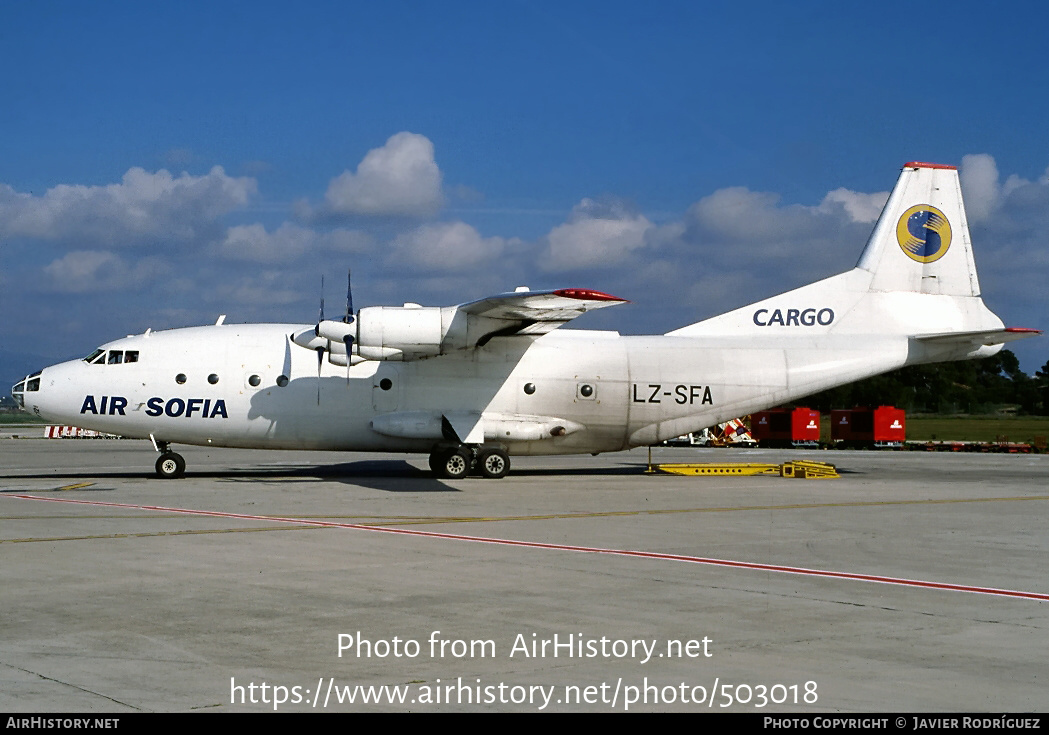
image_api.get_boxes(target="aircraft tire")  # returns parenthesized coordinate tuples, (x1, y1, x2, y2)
(477, 447, 510, 479)
(155, 452, 186, 479)
(434, 447, 471, 480)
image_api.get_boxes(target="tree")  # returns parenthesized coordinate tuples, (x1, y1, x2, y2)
(1035, 359, 1049, 416)
(804, 350, 1043, 414)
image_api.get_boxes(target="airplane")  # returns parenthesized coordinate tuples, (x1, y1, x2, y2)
(10, 162, 1041, 480)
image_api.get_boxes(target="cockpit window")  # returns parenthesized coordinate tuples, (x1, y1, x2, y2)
(11, 372, 40, 409)
(85, 349, 139, 365)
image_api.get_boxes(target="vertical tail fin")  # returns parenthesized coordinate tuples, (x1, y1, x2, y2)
(857, 162, 980, 297)
(667, 161, 1004, 339)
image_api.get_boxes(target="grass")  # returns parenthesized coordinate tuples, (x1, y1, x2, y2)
(0, 412, 46, 424)
(816, 414, 1049, 444)
(901, 416, 1049, 444)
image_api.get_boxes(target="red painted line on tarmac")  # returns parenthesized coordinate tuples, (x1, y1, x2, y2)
(7, 493, 1048, 602)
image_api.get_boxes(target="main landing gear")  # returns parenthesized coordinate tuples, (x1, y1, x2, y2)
(152, 437, 186, 479)
(428, 444, 510, 480)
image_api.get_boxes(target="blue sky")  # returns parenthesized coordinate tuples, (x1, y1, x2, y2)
(2, 0, 1047, 386)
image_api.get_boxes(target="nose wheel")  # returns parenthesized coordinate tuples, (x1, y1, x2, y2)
(155, 452, 186, 479)
(151, 436, 186, 479)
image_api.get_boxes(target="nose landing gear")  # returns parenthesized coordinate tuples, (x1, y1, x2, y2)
(151, 435, 186, 479)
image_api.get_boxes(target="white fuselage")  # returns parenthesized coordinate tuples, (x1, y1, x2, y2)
(22, 289, 995, 457)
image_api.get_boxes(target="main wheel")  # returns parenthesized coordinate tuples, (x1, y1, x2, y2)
(155, 452, 186, 479)
(434, 448, 471, 479)
(477, 447, 510, 479)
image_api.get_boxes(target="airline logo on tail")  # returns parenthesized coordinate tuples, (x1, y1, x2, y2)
(896, 204, 952, 263)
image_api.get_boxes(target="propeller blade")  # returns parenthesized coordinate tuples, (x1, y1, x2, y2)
(345, 269, 354, 324)
(345, 334, 354, 384)
(315, 275, 325, 337)
(316, 345, 324, 406)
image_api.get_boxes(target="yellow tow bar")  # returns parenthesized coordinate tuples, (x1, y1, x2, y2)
(646, 460, 839, 479)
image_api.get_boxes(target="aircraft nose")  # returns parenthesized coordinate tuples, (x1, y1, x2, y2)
(11, 370, 43, 411)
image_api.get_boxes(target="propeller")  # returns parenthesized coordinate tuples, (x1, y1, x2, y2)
(289, 270, 359, 400)
(312, 271, 357, 401)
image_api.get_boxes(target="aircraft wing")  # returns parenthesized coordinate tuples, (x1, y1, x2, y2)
(915, 327, 1042, 346)
(299, 287, 629, 362)
(458, 288, 628, 336)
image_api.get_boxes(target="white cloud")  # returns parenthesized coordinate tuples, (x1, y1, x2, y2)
(960, 153, 1000, 222)
(316, 132, 443, 218)
(659, 183, 882, 317)
(819, 188, 889, 223)
(542, 198, 652, 271)
(218, 223, 373, 263)
(388, 221, 507, 271)
(15, 152, 1043, 371)
(0, 166, 256, 247)
(683, 184, 873, 260)
(221, 272, 305, 307)
(687, 187, 805, 243)
(42, 250, 170, 293)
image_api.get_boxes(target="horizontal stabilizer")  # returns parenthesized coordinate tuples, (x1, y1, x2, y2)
(915, 327, 1042, 346)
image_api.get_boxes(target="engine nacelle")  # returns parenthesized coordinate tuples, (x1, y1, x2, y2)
(296, 304, 508, 362)
(356, 306, 447, 361)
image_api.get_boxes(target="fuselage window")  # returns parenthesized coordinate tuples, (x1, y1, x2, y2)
(176, 373, 187, 384)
